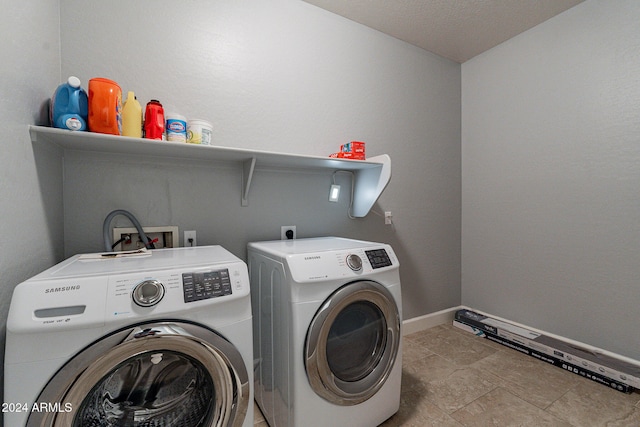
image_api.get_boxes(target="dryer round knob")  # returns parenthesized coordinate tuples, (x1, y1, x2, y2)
(346, 254, 363, 271)
(133, 280, 165, 307)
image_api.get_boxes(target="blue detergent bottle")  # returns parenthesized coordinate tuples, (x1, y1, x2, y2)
(50, 76, 88, 131)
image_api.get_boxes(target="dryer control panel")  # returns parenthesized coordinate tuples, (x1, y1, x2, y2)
(285, 245, 398, 283)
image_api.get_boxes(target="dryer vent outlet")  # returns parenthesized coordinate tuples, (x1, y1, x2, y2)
(281, 226, 296, 240)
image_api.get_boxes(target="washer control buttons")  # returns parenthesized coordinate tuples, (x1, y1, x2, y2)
(365, 249, 393, 269)
(182, 269, 232, 303)
(132, 280, 165, 307)
(346, 254, 363, 271)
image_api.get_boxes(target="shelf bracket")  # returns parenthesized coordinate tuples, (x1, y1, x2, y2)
(29, 126, 39, 142)
(242, 157, 257, 206)
(351, 154, 392, 217)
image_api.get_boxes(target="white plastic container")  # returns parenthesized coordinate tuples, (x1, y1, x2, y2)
(187, 119, 213, 145)
(165, 113, 187, 142)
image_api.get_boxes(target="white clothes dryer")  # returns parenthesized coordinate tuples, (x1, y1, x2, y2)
(248, 237, 402, 427)
(5, 246, 253, 427)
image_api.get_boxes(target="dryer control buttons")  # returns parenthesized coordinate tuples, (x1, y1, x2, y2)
(346, 254, 363, 272)
(133, 280, 165, 307)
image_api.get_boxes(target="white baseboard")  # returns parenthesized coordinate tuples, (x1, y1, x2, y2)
(402, 306, 462, 336)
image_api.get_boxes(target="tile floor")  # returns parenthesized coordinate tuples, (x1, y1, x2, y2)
(253, 323, 640, 426)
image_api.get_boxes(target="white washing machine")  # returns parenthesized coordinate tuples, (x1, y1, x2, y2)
(5, 246, 253, 427)
(248, 237, 402, 427)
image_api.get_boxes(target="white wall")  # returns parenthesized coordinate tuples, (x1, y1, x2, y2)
(462, 0, 640, 359)
(0, 0, 63, 408)
(58, 0, 462, 320)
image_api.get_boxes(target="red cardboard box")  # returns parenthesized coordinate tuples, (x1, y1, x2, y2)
(331, 141, 366, 160)
(341, 141, 366, 155)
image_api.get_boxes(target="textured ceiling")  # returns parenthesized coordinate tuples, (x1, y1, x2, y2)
(300, 0, 585, 63)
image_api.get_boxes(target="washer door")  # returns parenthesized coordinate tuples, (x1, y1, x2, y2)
(28, 321, 249, 427)
(305, 281, 400, 406)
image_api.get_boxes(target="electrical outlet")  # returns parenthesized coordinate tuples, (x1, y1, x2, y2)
(281, 226, 296, 240)
(385, 211, 393, 225)
(184, 230, 197, 247)
(113, 226, 178, 251)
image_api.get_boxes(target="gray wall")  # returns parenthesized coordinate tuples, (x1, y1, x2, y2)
(0, 0, 63, 407)
(462, 0, 640, 360)
(0, 0, 461, 408)
(4, 0, 640, 415)
(59, 0, 462, 320)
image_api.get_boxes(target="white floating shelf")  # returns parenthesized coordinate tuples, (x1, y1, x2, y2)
(29, 125, 391, 217)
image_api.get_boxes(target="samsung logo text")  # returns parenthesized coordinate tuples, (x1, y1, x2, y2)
(45, 285, 81, 294)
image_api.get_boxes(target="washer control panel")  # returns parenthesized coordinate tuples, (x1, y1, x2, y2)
(182, 269, 232, 303)
(10, 247, 251, 331)
(365, 249, 393, 269)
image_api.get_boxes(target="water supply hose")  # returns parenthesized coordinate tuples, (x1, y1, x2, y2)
(103, 209, 155, 252)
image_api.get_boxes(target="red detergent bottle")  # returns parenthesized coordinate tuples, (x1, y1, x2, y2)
(144, 100, 165, 140)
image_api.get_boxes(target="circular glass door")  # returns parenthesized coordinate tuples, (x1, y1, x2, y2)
(28, 322, 249, 427)
(74, 350, 215, 426)
(305, 281, 400, 405)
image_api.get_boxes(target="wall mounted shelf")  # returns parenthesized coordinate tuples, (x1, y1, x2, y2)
(29, 126, 391, 217)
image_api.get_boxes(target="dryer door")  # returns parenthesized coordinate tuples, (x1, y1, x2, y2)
(28, 321, 249, 427)
(305, 280, 400, 406)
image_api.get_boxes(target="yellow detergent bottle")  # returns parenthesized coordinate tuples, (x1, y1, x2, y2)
(122, 91, 142, 138)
